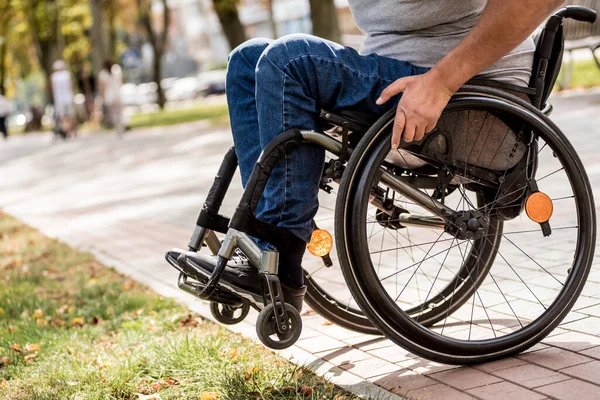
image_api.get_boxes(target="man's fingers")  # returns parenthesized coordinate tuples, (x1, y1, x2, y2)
(414, 124, 426, 143)
(402, 121, 416, 143)
(391, 108, 406, 150)
(377, 77, 411, 105)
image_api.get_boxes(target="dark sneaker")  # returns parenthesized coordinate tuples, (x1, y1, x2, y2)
(178, 250, 306, 312)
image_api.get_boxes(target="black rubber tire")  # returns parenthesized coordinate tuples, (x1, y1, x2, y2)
(335, 87, 596, 364)
(256, 303, 302, 350)
(210, 301, 250, 325)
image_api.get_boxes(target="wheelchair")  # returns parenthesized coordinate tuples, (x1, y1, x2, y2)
(166, 6, 597, 364)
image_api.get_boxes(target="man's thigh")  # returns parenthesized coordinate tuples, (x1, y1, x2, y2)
(256, 34, 429, 122)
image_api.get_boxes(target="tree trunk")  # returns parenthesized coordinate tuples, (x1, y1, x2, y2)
(89, 0, 106, 76)
(308, 0, 341, 43)
(267, 0, 277, 38)
(153, 48, 166, 108)
(212, 0, 246, 50)
(0, 42, 6, 96)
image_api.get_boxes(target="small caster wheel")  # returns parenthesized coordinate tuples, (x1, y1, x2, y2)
(256, 303, 302, 350)
(210, 301, 250, 325)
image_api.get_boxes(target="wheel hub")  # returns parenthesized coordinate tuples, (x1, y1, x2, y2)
(446, 211, 489, 240)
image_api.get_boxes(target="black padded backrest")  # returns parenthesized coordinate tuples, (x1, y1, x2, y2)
(539, 25, 565, 108)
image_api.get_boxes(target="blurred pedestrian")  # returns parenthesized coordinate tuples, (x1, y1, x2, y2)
(0, 92, 10, 140)
(51, 60, 77, 139)
(99, 59, 124, 135)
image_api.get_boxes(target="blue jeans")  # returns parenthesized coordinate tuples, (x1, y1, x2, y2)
(226, 34, 427, 247)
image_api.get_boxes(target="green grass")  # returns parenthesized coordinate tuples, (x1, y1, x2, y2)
(0, 212, 357, 400)
(556, 57, 600, 90)
(129, 104, 230, 130)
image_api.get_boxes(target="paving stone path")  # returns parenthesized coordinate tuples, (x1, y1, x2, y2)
(1, 91, 600, 399)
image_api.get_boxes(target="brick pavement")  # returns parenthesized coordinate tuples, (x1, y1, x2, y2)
(1, 91, 600, 399)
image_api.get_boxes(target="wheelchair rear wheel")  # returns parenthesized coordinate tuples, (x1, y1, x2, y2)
(336, 90, 595, 364)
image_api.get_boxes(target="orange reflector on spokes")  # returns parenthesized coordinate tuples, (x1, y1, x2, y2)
(526, 192, 553, 223)
(307, 229, 333, 257)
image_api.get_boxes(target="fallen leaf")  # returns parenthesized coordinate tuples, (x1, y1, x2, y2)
(36, 318, 48, 326)
(32, 309, 44, 319)
(10, 344, 21, 353)
(92, 316, 104, 325)
(299, 384, 313, 397)
(228, 348, 240, 361)
(244, 366, 259, 380)
(0, 356, 10, 367)
(24, 353, 37, 362)
(0, 378, 8, 389)
(162, 377, 179, 387)
(50, 317, 66, 327)
(71, 317, 85, 327)
(280, 386, 296, 393)
(200, 392, 219, 400)
(56, 305, 69, 315)
(322, 320, 333, 326)
(122, 281, 135, 291)
(24, 344, 40, 353)
(300, 308, 316, 316)
(66, 346, 77, 355)
(178, 314, 201, 327)
(150, 382, 162, 392)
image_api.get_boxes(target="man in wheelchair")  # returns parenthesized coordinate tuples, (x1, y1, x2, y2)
(187, 0, 566, 311)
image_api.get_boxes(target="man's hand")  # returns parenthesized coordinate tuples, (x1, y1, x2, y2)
(376, 70, 454, 149)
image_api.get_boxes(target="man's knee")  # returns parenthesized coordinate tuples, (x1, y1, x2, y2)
(228, 38, 273, 72)
(256, 34, 334, 73)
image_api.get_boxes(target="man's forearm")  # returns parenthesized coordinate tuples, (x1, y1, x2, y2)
(432, 0, 565, 92)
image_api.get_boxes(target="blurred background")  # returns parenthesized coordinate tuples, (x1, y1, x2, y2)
(0, 0, 598, 137)
(0, 0, 370, 136)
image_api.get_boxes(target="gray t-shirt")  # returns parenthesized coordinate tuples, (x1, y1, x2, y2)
(348, 0, 535, 86)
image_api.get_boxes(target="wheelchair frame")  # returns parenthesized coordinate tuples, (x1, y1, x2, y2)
(166, 5, 598, 353)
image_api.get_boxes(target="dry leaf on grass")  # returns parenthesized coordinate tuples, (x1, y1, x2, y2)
(32, 309, 44, 319)
(0, 356, 10, 367)
(150, 382, 162, 392)
(71, 317, 85, 327)
(50, 317, 66, 327)
(178, 314, 202, 327)
(200, 392, 219, 400)
(24, 344, 40, 353)
(56, 304, 69, 315)
(24, 353, 37, 362)
(10, 344, 21, 353)
(0, 378, 8, 389)
(228, 348, 240, 361)
(244, 366, 260, 380)
(122, 281, 135, 291)
(299, 384, 313, 397)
